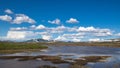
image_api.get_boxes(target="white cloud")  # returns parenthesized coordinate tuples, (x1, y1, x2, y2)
(66, 18, 79, 23)
(48, 18, 61, 25)
(30, 25, 36, 29)
(52, 26, 112, 42)
(49, 25, 70, 34)
(63, 33, 84, 39)
(89, 38, 101, 42)
(10, 27, 27, 31)
(6, 25, 114, 42)
(7, 31, 26, 39)
(36, 25, 46, 30)
(72, 38, 81, 42)
(0, 15, 12, 22)
(54, 33, 83, 42)
(54, 36, 67, 41)
(77, 26, 111, 33)
(35, 32, 48, 35)
(0, 9, 36, 24)
(77, 26, 96, 32)
(67, 27, 78, 32)
(54, 35, 81, 42)
(93, 32, 112, 37)
(42, 35, 51, 40)
(5, 9, 13, 14)
(12, 14, 36, 24)
(10, 25, 46, 31)
(115, 33, 120, 36)
(0, 36, 7, 41)
(6, 31, 37, 40)
(77, 26, 112, 37)
(51, 25, 66, 32)
(49, 26, 77, 33)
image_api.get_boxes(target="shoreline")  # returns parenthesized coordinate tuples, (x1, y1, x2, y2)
(0, 42, 48, 54)
(0, 49, 46, 54)
(0, 41, 120, 54)
(42, 42, 120, 48)
(0, 55, 111, 68)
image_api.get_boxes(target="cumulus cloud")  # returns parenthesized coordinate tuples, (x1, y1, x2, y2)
(6, 31, 37, 40)
(0, 9, 36, 24)
(7, 31, 26, 39)
(77, 26, 96, 32)
(36, 25, 46, 30)
(0, 15, 12, 22)
(49, 25, 67, 33)
(89, 38, 101, 42)
(72, 38, 81, 42)
(30, 25, 46, 30)
(48, 18, 61, 25)
(0, 36, 8, 41)
(35, 32, 49, 35)
(5, 9, 13, 14)
(54, 33, 83, 42)
(66, 18, 79, 23)
(6, 29, 51, 40)
(115, 33, 120, 36)
(11, 24, 46, 31)
(10, 27, 27, 31)
(41, 35, 51, 40)
(77, 26, 112, 37)
(34, 25, 67, 34)
(54, 35, 81, 42)
(93, 32, 112, 37)
(52, 26, 112, 42)
(54, 36, 67, 41)
(63, 33, 84, 39)
(12, 14, 36, 24)
(7, 25, 114, 42)
(30, 25, 36, 29)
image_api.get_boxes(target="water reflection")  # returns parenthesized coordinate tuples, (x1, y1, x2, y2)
(0, 46, 120, 68)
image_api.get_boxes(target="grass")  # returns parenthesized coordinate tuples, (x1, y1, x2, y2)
(0, 42, 48, 50)
(42, 41, 120, 47)
(38, 65, 57, 68)
(0, 41, 120, 54)
(0, 42, 48, 53)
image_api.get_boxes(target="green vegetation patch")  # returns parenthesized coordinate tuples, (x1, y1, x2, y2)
(0, 42, 48, 50)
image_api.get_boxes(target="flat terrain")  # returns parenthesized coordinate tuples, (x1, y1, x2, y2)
(42, 41, 120, 47)
(0, 41, 120, 53)
(0, 42, 48, 53)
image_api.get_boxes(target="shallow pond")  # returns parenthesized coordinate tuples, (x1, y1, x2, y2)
(0, 46, 120, 68)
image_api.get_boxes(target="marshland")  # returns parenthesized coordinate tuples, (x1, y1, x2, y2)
(0, 41, 120, 68)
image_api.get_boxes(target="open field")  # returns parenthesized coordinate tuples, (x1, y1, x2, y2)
(0, 41, 120, 53)
(41, 41, 120, 47)
(0, 41, 120, 68)
(0, 42, 48, 53)
(0, 42, 48, 50)
(0, 41, 120, 50)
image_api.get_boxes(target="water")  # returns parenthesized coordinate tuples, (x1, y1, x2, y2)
(0, 46, 120, 68)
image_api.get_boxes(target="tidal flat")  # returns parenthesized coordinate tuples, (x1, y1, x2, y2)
(0, 42, 120, 68)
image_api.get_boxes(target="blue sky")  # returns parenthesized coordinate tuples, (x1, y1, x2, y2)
(0, 0, 120, 42)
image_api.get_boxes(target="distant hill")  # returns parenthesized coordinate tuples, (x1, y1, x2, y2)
(109, 38, 120, 42)
(0, 40, 14, 42)
(26, 38, 49, 42)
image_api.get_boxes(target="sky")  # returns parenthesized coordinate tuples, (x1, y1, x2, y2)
(0, 0, 120, 42)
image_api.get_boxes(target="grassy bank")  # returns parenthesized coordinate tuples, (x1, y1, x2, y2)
(0, 42, 48, 53)
(42, 42, 120, 47)
(0, 42, 48, 50)
(0, 41, 120, 50)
